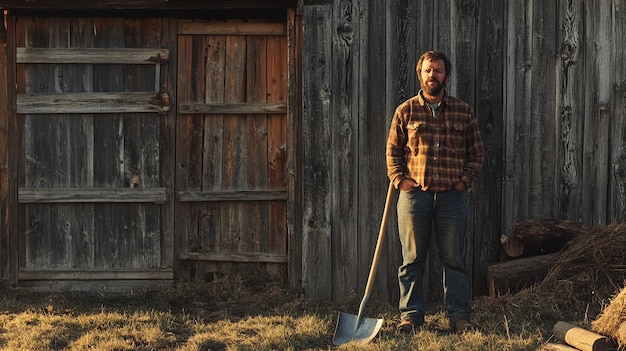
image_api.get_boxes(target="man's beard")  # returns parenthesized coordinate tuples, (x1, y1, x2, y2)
(421, 79, 445, 96)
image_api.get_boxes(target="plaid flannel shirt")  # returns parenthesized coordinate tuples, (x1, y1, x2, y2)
(386, 91, 484, 192)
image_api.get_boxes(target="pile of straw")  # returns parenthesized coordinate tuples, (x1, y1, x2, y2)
(592, 286, 626, 347)
(533, 223, 626, 306)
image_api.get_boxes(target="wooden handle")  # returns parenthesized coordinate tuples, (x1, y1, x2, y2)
(363, 181, 395, 295)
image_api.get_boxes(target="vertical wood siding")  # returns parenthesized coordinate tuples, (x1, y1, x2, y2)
(555, 0, 584, 223)
(300, 0, 625, 302)
(610, 1, 626, 223)
(302, 5, 333, 299)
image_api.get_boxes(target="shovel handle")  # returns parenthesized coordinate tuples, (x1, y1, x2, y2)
(363, 181, 395, 295)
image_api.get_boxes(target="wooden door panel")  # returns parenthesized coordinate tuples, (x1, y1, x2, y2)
(176, 21, 288, 277)
(15, 16, 171, 285)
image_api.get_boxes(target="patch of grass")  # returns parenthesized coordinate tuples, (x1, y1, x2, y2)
(0, 273, 609, 351)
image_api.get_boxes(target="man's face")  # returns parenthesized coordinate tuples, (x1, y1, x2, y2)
(419, 58, 448, 96)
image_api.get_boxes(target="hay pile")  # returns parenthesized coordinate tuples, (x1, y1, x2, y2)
(532, 223, 626, 306)
(508, 223, 626, 347)
(592, 285, 626, 347)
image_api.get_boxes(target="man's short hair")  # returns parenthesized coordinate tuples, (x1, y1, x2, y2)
(416, 50, 452, 77)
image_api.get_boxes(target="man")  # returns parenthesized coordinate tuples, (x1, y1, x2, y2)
(386, 50, 484, 333)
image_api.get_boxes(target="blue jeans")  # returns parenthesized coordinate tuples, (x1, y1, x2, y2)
(397, 187, 471, 323)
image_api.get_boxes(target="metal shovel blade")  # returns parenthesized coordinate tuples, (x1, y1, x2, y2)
(331, 183, 394, 346)
(332, 311, 383, 346)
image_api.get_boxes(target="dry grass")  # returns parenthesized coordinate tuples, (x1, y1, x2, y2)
(0, 273, 600, 351)
(1, 224, 625, 350)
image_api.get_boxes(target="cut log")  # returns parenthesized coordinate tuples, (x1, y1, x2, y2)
(507, 219, 587, 257)
(502, 235, 524, 258)
(486, 252, 560, 297)
(553, 321, 617, 351)
(544, 343, 582, 351)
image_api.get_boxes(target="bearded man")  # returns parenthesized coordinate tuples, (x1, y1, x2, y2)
(386, 50, 484, 334)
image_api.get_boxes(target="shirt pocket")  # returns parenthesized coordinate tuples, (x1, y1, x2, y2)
(407, 121, 427, 154)
(445, 122, 465, 149)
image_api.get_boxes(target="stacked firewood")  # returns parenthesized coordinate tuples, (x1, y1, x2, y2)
(486, 219, 588, 297)
(488, 221, 626, 350)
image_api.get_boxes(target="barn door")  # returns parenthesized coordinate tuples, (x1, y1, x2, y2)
(175, 20, 288, 280)
(13, 16, 172, 291)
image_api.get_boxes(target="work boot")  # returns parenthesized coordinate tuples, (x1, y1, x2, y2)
(397, 317, 423, 333)
(452, 318, 474, 333)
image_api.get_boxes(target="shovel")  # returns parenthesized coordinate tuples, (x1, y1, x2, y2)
(332, 181, 395, 345)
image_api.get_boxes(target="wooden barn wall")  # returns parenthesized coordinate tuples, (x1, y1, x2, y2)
(0, 0, 622, 302)
(300, 0, 625, 303)
(301, 0, 504, 301)
(504, 0, 626, 231)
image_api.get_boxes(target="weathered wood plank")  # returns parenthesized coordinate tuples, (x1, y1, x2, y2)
(16, 47, 169, 64)
(243, 34, 268, 254)
(555, 0, 584, 222)
(331, 0, 359, 300)
(201, 34, 226, 258)
(178, 102, 286, 114)
(179, 190, 287, 202)
(222, 34, 247, 265)
(266, 35, 288, 262)
(179, 252, 288, 263)
(90, 17, 126, 272)
(179, 21, 286, 36)
(19, 270, 173, 280)
(609, 0, 626, 222)
(359, 0, 391, 300)
(44, 18, 72, 269)
(175, 34, 204, 260)
(159, 16, 176, 273)
(302, 4, 333, 299)
(21, 17, 55, 272)
(286, 8, 301, 289)
(473, 0, 505, 296)
(582, 2, 612, 225)
(122, 17, 163, 269)
(92, 18, 124, 188)
(503, 0, 532, 235)
(0, 0, 295, 10)
(19, 280, 174, 293)
(529, 1, 558, 219)
(66, 17, 96, 269)
(0, 7, 10, 280)
(18, 187, 167, 203)
(448, 0, 477, 104)
(17, 92, 171, 114)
